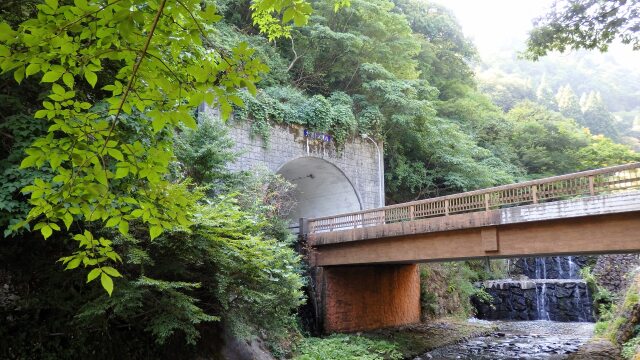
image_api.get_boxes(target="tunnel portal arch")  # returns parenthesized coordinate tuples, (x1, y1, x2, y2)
(277, 157, 362, 220)
(202, 105, 385, 215)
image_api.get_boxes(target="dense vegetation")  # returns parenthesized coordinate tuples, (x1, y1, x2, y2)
(591, 271, 640, 359)
(1, 0, 639, 359)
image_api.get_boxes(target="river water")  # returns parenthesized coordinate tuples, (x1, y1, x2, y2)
(419, 320, 594, 360)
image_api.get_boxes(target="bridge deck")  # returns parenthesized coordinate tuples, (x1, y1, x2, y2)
(304, 163, 640, 265)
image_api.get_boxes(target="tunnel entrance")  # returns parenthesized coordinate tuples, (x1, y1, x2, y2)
(277, 157, 362, 221)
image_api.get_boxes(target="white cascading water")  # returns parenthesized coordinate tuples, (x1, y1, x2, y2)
(568, 256, 578, 279)
(556, 257, 564, 278)
(574, 285, 583, 322)
(535, 258, 548, 279)
(536, 283, 550, 320)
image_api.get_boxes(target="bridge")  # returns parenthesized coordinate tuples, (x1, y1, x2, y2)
(206, 113, 640, 334)
(300, 163, 640, 333)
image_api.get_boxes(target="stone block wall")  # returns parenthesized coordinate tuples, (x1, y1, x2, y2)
(202, 107, 384, 211)
(593, 254, 640, 294)
(474, 280, 594, 322)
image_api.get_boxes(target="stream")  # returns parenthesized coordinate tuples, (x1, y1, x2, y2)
(419, 320, 594, 360)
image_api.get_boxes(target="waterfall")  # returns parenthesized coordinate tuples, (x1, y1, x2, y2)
(535, 258, 548, 279)
(536, 283, 550, 320)
(568, 256, 578, 279)
(573, 285, 584, 322)
(475, 256, 595, 322)
(556, 257, 564, 278)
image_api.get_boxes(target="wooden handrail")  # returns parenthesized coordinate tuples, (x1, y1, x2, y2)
(306, 162, 640, 234)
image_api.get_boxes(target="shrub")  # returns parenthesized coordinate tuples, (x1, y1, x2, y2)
(293, 334, 402, 360)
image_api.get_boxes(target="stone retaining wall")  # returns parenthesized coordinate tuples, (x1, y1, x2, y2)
(474, 280, 594, 322)
(593, 254, 640, 294)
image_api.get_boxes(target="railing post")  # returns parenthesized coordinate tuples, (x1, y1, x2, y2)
(588, 175, 595, 196)
(444, 199, 449, 216)
(409, 205, 415, 220)
(329, 218, 334, 232)
(484, 193, 490, 211)
(300, 217, 309, 235)
(531, 185, 538, 204)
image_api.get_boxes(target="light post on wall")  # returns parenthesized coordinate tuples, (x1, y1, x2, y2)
(362, 134, 385, 207)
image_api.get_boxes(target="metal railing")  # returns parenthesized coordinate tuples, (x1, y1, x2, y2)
(307, 162, 640, 234)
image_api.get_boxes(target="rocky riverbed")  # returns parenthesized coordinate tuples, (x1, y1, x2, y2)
(419, 320, 596, 360)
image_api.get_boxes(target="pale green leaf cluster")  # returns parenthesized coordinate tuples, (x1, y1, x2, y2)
(0, 0, 304, 295)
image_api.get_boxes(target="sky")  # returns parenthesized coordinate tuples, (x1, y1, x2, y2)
(438, 0, 553, 54)
(436, 0, 640, 66)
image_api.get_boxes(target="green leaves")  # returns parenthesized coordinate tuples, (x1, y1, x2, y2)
(0, 22, 15, 41)
(84, 71, 97, 88)
(524, 0, 640, 60)
(87, 266, 122, 296)
(149, 225, 162, 240)
(25, 63, 40, 76)
(0, 0, 313, 297)
(87, 268, 102, 283)
(63, 73, 75, 88)
(251, 0, 316, 40)
(100, 272, 114, 296)
(42, 70, 63, 83)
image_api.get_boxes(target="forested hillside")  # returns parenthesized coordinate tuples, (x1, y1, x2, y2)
(478, 50, 640, 149)
(0, 0, 638, 358)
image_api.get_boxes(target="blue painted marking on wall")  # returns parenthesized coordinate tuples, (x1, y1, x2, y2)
(304, 129, 332, 143)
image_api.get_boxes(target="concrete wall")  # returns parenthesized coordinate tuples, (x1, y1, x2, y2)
(201, 107, 384, 218)
(322, 264, 420, 333)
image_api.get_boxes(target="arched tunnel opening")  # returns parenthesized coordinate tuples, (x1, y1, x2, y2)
(277, 157, 362, 221)
(277, 156, 363, 335)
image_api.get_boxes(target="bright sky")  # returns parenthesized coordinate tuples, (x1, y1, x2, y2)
(438, 0, 553, 54)
(436, 0, 640, 66)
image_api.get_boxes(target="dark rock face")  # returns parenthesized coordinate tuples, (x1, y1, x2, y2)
(592, 254, 640, 294)
(511, 256, 590, 279)
(473, 280, 594, 322)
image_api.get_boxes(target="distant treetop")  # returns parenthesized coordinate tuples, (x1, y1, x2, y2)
(524, 0, 640, 60)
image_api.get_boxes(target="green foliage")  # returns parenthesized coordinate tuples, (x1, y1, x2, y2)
(555, 84, 582, 120)
(294, 334, 403, 360)
(580, 91, 620, 140)
(1, 101, 305, 357)
(234, 86, 357, 146)
(622, 335, 640, 359)
(525, 0, 640, 60)
(507, 101, 590, 177)
(580, 266, 616, 321)
(172, 117, 238, 187)
(0, 0, 298, 293)
(0, 113, 49, 233)
(577, 135, 640, 169)
(420, 261, 495, 319)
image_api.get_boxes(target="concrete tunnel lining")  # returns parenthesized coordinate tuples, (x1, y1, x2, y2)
(277, 156, 362, 220)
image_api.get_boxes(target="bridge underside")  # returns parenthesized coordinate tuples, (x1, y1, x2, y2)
(308, 192, 640, 333)
(310, 192, 640, 266)
(303, 163, 640, 333)
(313, 211, 640, 266)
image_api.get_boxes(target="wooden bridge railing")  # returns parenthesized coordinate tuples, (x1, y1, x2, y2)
(307, 162, 640, 234)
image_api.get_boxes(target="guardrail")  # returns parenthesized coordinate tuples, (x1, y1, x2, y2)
(307, 162, 640, 234)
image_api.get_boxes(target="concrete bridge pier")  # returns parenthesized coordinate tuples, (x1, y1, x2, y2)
(301, 218, 420, 333)
(315, 264, 421, 333)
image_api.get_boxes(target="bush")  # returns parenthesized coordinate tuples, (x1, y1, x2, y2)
(622, 336, 640, 359)
(0, 108, 305, 358)
(293, 334, 402, 360)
